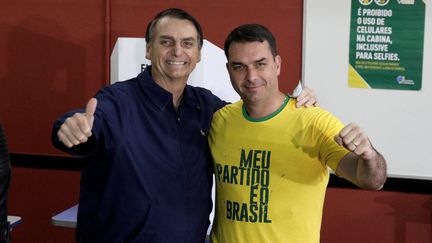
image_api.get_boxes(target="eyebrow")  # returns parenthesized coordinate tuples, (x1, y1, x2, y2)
(229, 61, 244, 66)
(181, 37, 196, 42)
(230, 57, 267, 66)
(158, 35, 196, 42)
(254, 58, 267, 63)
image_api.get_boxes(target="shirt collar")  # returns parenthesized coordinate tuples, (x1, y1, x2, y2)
(137, 66, 201, 111)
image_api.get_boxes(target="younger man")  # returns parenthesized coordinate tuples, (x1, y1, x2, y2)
(209, 24, 387, 243)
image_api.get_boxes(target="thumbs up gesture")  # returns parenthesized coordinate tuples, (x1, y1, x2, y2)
(57, 98, 97, 148)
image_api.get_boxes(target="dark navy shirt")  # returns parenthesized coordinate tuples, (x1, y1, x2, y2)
(0, 122, 11, 240)
(52, 66, 226, 242)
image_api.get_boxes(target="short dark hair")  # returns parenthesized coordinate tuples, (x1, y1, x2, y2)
(145, 8, 203, 49)
(224, 24, 277, 59)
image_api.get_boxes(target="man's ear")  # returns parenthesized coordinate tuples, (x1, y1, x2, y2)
(275, 55, 282, 75)
(145, 44, 151, 59)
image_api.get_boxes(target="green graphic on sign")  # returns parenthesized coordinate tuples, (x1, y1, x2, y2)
(349, 0, 425, 90)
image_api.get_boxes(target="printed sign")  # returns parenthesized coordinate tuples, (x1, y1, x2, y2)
(349, 0, 426, 90)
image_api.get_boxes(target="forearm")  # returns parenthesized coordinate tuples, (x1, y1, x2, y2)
(356, 150, 387, 190)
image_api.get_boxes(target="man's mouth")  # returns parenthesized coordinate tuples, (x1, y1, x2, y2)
(167, 61, 187, 65)
(244, 86, 260, 93)
(244, 83, 261, 89)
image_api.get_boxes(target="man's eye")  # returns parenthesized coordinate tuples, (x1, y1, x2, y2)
(232, 65, 245, 71)
(160, 40, 172, 46)
(257, 62, 266, 68)
(183, 41, 194, 48)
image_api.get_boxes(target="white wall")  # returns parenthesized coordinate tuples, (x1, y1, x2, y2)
(303, 0, 432, 179)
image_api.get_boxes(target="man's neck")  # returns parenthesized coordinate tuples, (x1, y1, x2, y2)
(244, 92, 287, 119)
(154, 77, 187, 110)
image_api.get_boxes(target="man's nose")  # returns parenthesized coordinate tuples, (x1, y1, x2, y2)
(171, 43, 182, 56)
(245, 67, 258, 81)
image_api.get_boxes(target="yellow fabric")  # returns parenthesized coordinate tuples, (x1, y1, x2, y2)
(209, 99, 349, 243)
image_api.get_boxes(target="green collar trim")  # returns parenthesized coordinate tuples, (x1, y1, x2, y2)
(242, 95, 290, 122)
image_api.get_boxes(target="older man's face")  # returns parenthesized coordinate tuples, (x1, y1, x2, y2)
(146, 17, 201, 84)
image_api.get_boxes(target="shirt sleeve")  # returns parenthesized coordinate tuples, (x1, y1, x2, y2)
(307, 108, 350, 172)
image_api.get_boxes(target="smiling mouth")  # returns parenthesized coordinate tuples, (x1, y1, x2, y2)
(244, 84, 261, 89)
(244, 86, 261, 93)
(167, 61, 187, 65)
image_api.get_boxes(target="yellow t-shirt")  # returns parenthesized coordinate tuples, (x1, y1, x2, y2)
(209, 98, 349, 243)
